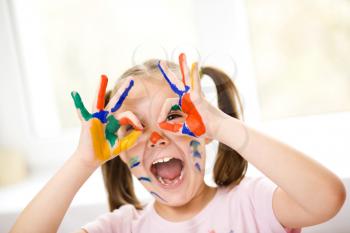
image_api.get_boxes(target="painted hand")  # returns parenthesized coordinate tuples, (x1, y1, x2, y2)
(157, 53, 221, 139)
(71, 75, 143, 165)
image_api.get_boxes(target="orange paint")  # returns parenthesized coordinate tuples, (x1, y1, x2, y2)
(179, 53, 186, 85)
(181, 93, 206, 136)
(90, 118, 111, 161)
(150, 131, 162, 144)
(97, 75, 108, 110)
(119, 117, 143, 130)
(159, 121, 182, 133)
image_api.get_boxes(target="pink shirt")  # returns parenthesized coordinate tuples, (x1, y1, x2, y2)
(82, 176, 301, 233)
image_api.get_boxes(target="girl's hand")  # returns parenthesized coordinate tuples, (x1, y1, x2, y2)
(71, 75, 143, 168)
(157, 53, 225, 140)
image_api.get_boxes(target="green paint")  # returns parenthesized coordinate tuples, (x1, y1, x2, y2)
(71, 91, 92, 121)
(105, 115, 120, 146)
(129, 156, 140, 167)
(171, 104, 182, 111)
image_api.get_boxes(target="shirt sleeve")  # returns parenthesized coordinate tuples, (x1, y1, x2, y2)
(81, 204, 134, 233)
(247, 177, 302, 233)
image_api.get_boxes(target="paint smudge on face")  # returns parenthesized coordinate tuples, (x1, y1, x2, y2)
(190, 140, 201, 159)
(195, 162, 201, 172)
(138, 176, 152, 182)
(190, 140, 202, 172)
(150, 191, 167, 202)
(129, 156, 140, 169)
(150, 131, 162, 145)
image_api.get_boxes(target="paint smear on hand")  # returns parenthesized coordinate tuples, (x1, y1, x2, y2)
(97, 75, 108, 110)
(112, 130, 142, 155)
(71, 91, 92, 121)
(90, 118, 112, 161)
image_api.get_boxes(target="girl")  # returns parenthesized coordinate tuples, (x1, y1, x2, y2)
(10, 53, 346, 233)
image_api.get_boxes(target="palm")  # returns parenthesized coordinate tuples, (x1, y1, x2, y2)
(71, 75, 142, 164)
(157, 53, 208, 138)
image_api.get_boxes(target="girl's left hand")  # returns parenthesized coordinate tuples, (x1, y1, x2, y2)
(157, 53, 225, 140)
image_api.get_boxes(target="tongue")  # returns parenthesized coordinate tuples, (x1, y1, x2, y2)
(154, 158, 182, 180)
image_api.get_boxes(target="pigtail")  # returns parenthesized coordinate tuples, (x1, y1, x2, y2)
(101, 90, 143, 211)
(200, 67, 248, 187)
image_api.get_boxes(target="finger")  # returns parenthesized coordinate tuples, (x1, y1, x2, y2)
(112, 130, 142, 155)
(106, 76, 135, 113)
(116, 111, 144, 130)
(157, 60, 188, 96)
(71, 91, 92, 121)
(90, 118, 111, 161)
(190, 62, 202, 95)
(96, 74, 108, 111)
(179, 53, 190, 87)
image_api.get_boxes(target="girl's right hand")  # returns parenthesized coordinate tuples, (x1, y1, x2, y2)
(71, 75, 143, 168)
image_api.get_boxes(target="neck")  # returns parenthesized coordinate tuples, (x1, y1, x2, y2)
(154, 183, 217, 222)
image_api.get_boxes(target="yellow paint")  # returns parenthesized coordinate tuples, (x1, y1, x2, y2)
(90, 118, 111, 161)
(112, 130, 142, 155)
(190, 63, 195, 89)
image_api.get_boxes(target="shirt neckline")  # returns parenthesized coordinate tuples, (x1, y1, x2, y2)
(147, 187, 222, 229)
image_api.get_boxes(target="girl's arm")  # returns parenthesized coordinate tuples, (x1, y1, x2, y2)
(10, 75, 142, 233)
(10, 152, 98, 233)
(216, 115, 346, 228)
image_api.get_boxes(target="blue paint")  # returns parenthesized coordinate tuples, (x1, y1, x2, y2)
(193, 151, 201, 158)
(138, 176, 152, 182)
(190, 140, 200, 149)
(92, 110, 109, 123)
(194, 162, 201, 172)
(130, 161, 140, 169)
(111, 79, 135, 112)
(181, 122, 196, 137)
(157, 61, 190, 98)
(150, 191, 167, 202)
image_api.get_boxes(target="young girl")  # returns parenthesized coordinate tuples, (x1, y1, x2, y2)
(11, 53, 346, 233)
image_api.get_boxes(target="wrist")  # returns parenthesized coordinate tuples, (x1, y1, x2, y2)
(214, 115, 250, 153)
(71, 149, 100, 172)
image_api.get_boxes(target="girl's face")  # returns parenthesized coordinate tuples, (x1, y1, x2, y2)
(117, 73, 208, 206)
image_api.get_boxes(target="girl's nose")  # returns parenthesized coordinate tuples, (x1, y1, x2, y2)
(148, 131, 169, 148)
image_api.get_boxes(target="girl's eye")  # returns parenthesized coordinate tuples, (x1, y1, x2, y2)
(126, 125, 133, 131)
(166, 113, 183, 121)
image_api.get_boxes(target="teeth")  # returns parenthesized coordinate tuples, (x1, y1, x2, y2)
(152, 156, 173, 165)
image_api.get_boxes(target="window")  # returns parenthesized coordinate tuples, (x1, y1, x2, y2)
(246, 0, 350, 120)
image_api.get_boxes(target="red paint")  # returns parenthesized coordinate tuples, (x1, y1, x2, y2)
(159, 121, 182, 133)
(150, 131, 163, 144)
(119, 117, 143, 130)
(97, 75, 108, 110)
(181, 93, 206, 136)
(179, 53, 186, 85)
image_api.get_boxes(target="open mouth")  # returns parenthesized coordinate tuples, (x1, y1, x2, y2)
(150, 157, 185, 187)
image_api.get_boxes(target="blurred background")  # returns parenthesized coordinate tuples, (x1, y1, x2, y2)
(0, 0, 349, 232)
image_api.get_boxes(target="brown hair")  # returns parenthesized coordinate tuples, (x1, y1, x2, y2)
(101, 59, 248, 211)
